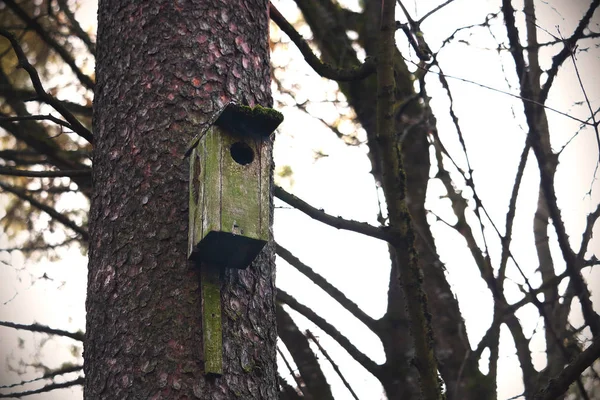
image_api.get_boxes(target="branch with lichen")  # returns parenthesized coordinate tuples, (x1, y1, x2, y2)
(377, 1, 441, 398)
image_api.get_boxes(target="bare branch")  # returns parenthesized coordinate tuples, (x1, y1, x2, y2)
(417, 0, 457, 25)
(279, 375, 303, 400)
(0, 364, 82, 390)
(405, 58, 592, 126)
(566, 33, 600, 159)
(269, 3, 376, 81)
(0, 114, 76, 132)
(0, 377, 83, 398)
(3, 0, 95, 90)
(498, 142, 530, 283)
(0, 28, 93, 143)
(276, 290, 381, 377)
(501, 0, 526, 81)
(534, 338, 600, 400)
(306, 330, 360, 400)
(276, 243, 377, 332)
(274, 186, 388, 241)
(527, 116, 600, 337)
(0, 149, 91, 167)
(56, 0, 96, 56)
(0, 85, 93, 117)
(0, 182, 89, 241)
(0, 166, 91, 178)
(276, 304, 334, 400)
(0, 237, 78, 253)
(0, 320, 84, 341)
(578, 202, 600, 260)
(540, 0, 600, 103)
(524, 32, 600, 51)
(276, 346, 309, 398)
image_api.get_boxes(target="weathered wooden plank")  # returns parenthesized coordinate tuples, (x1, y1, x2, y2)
(201, 263, 222, 375)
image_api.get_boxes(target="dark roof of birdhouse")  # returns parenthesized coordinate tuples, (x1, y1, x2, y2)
(185, 102, 283, 157)
(215, 103, 283, 138)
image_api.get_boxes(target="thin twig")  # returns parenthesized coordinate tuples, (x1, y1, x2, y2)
(276, 346, 308, 397)
(0, 320, 84, 341)
(276, 289, 380, 377)
(306, 330, 360, 400)
(0, 181, 89, 241)
(56, 0, 96, 56)
(417, 0, 457, 25)
(540, 0, 600, 103)
(406, 58, 591, 126)
(0, 166, 91, 178)
(3, 0, 95, 90)
(0, 28, 93, 143)
(565, 30, 600, 161)
(0, 114, 75, 132)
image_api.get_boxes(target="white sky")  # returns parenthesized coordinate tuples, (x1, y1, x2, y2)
(1, 1, 599, 399)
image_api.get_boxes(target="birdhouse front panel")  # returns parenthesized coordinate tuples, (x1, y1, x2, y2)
(188, 125, 270, 269)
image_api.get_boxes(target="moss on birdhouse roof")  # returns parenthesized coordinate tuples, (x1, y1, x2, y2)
(185, 103, 283, 157)
(215, 104, 283, 138)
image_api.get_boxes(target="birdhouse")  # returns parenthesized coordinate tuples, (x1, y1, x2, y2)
(187, 103, 283, 269)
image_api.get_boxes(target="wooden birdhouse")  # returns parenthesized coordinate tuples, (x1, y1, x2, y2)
(187, 103, 283, 270)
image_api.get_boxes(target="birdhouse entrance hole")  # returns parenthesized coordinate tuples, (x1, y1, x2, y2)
(230, 141, 254, 165)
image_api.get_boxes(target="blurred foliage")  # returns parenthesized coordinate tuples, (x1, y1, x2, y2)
(0, 0, 92, 261)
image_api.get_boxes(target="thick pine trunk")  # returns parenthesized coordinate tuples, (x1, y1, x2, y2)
(85, 1, 278, 398)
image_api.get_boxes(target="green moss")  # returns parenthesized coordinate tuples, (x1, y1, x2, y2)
(216, 104, 283, 137)
(244, 104, 283, 122)
(201, 265, 223, 375)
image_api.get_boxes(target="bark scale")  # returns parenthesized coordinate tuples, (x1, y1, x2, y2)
(86, 1, 278, 398)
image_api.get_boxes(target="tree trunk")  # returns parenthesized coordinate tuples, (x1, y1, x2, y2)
(85, 1, 278, 398)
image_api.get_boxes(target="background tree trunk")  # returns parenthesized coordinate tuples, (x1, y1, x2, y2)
(85, 1, 278, 398)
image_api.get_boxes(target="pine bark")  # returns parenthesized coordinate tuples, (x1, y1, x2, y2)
(85, 1, 278, 398)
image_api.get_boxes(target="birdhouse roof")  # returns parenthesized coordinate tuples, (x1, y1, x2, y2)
(185, 102, 283, 157)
